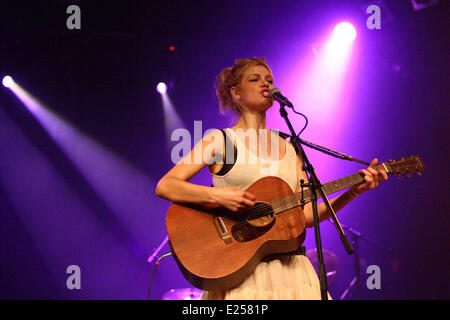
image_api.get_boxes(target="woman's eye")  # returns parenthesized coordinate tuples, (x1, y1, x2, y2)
(249, 78, 273, 84)
(250, 79, 273, 83)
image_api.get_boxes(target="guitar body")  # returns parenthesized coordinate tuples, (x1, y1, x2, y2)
(166, 176, 306, 292)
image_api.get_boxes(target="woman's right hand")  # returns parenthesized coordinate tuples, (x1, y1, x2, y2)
(210, 187, 256, 213)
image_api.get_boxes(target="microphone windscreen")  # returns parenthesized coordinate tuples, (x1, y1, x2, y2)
(268, 88, 281, 99)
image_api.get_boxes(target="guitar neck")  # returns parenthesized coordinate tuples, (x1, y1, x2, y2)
(319, 169, 369, 197)
(263, 154, 425, 215)
(270, 164, 387, 214)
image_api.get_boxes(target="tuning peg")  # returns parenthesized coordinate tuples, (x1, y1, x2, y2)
(398, 175, 403, 180)
(417, 172, 422, 176)
(407, 173, 412, 179)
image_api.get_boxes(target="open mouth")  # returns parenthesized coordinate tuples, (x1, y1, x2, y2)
(261, 89, 270, 98)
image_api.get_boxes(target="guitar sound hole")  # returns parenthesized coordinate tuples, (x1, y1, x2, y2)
(247, 202, 274, 226)
(231, 202, 275, 242)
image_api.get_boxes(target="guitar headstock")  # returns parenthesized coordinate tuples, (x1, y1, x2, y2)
(382, 155, 426, 177)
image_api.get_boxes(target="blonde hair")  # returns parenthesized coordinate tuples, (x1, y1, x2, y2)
(215, 57, 272, 115)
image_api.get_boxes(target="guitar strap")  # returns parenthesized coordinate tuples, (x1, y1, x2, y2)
(215, 129, 238, 176)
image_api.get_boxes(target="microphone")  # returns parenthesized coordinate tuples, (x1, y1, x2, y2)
(268, 88, 293, 108)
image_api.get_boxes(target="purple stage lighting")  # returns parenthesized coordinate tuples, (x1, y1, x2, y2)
(2, 75, 14, 88)
(332, 22, 357, 44)
(156, 82, 167, 94)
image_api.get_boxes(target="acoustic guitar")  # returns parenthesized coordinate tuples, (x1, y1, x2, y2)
(166, 155, 425, 291)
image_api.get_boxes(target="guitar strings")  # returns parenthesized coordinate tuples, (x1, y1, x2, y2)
(219, 184, 319, 225)
(219, 191, 311, 226)
(212, 162, 418, 228)
(220, 183, 324, 225)
(220, 184, 315, 225)
(217, 173, 365, 226)
(218, 190, 295, 225)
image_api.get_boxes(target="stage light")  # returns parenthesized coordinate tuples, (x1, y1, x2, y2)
(332, 22, 357, 43)
(411, 0, 439, 11)
(2, 75, 14, 88)
(156, 82, 167, 94)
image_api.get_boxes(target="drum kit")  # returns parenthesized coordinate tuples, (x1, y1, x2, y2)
(305, 248, 339, 285)
(162, 249, 340, 300)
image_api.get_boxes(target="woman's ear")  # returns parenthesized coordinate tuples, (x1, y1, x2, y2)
(230, 86, 240, 100)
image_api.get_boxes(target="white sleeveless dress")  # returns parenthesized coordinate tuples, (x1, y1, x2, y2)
(200, 128, 331, 300)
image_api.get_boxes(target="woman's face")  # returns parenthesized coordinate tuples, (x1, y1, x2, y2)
(232, 65, 275, 112)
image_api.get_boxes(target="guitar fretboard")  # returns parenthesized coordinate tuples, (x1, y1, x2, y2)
(269, 166, 382, 215)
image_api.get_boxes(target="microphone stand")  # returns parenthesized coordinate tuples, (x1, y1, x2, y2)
(347, 226, 362, 299)
(278, 103, 354, 300)
(147, 235, 170, 264)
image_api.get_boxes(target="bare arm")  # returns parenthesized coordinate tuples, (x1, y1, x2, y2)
(155, 130, 256, 211)
(302, 192, 356, 228)
(155, 130, 220, 207)
(294, 152, 388, 228)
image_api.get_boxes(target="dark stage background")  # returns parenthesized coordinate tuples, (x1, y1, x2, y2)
(0, 0, 448, 299)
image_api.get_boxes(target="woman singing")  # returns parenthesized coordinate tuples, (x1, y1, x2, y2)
(155, 57, 388, 299)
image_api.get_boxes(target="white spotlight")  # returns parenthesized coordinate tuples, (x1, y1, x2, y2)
(2, 76, 14, 88)
(156, 82, 167, 94)
(333, 22, 357, 44)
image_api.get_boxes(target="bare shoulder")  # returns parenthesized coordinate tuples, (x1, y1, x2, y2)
(203, 129, 226, 175)
(162, 129, 225, 181)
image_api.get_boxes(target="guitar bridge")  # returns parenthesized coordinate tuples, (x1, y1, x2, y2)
(214, 217, 232, 245)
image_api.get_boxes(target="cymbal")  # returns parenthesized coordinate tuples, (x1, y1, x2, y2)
(306, 249, 339, 285)
(162, 287, 202, 300)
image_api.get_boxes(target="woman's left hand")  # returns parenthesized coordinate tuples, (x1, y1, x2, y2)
(350, 158, 388, 196)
